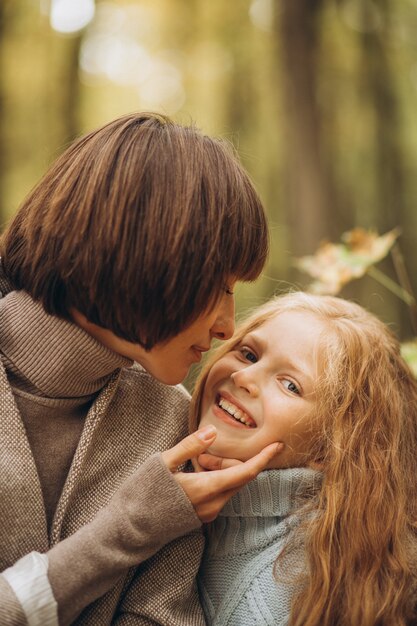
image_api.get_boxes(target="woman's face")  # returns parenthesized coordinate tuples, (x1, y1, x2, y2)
(72, 281, 236, 385)
(199, 311, 327, 468)
(132, 287, 236, 384)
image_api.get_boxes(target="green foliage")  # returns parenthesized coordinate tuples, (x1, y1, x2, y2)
(401, 340, 417, 377)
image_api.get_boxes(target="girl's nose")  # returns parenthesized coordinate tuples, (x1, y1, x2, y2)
(231, 369, 259, 397)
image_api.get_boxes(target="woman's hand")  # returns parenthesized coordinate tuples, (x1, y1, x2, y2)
(161, 426, 283, 523)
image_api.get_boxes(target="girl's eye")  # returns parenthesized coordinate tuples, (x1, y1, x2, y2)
(240, 347, 257, 364)
(282, 379, 300, 395)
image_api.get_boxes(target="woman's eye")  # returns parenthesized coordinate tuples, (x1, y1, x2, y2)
(240, 347, 257, 363)
(224, 284, 234, 296)
(282, 379, 300, 395)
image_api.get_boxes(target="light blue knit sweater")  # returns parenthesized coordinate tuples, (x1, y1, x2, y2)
(198, 468, 321, 626)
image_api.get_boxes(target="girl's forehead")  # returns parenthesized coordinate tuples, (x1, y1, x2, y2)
(233, 311, 330, 368)
(250, 309, 330, 339)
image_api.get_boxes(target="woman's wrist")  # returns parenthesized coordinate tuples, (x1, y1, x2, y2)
(2, 552, 58, 626)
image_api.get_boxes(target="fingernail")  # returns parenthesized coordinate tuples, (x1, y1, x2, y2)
(196, 425, 217, 442)
(275, 442, 284, 453)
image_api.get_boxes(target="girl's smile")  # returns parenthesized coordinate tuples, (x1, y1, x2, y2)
(199, 311, 328, 468)
(213, 391, 257, 428)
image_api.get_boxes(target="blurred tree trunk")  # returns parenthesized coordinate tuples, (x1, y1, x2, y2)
(0, 3, 83, 223)
(53, 34, 82, 147)
(359, 1, 416, 335)
(360, 5, 405, 233)
(276, 0, 336, 256)
(0, 0, 16, 223)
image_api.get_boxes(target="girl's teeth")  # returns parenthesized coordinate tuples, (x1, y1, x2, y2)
(218, 397, 254, 427)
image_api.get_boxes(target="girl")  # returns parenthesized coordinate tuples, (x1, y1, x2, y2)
(193, 292, 417, 626)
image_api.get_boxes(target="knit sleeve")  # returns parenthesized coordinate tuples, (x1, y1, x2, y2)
(111, 530, 205, 626)
(48, 454, 201, 625)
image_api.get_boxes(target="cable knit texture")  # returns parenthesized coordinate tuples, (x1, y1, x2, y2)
(198, 467, 321, 626)
(0, 273, 204, 626)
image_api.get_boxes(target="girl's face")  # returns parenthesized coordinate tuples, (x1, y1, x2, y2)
(199, 310, 327, 469)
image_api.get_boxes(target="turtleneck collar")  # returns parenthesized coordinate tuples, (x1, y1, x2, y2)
(0, 290, 133, 398)
(205, 468, 322, 559)
(220, 467, 321, 519)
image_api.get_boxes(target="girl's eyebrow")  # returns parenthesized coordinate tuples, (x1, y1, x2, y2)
(236, 331, 263, 353)
(240, 330, 263, 345)
(284, 358, 315, 391)
(241, 330, 316, 391)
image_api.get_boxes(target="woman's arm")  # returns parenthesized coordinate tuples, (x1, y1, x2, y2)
(48, 453, 200, 624)
(51, 433, 278, 624)
(111, 531, 205, 626)
(1, 430, 278, 626)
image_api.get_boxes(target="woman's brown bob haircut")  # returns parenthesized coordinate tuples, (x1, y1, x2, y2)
(1, 112, 268, 349)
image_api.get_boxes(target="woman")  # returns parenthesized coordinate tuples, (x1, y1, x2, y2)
(0, 112, 278, 625)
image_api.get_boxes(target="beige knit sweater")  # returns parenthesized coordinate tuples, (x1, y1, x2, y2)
(0, 282, 205, 625)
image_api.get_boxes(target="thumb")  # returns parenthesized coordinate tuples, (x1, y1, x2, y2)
(161, 426, 217, 471)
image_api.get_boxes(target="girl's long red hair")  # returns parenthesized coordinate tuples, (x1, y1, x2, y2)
(191, 293, 417, 626)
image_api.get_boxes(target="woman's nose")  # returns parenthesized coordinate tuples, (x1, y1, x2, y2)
(231, 369, 259, 397)
(211, 293, 235, 341)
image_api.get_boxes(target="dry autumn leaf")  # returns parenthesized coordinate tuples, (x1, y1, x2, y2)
(295, 228, 400, 295)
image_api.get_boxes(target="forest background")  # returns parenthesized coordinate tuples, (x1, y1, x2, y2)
(1, 0, 416, 380)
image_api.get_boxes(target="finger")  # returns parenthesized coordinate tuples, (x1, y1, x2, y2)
(161, 426, 217, 471)
(198, 453, 243, 471)
(199, 442, 284, 472)
(203, 442, 284, 492)
(195, 487, 241, 523)
(191, 457, 205, 472)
